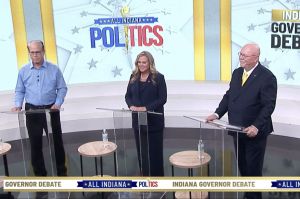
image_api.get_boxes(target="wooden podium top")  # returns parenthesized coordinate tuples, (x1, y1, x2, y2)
(169, 150, 211, 169)
(175, 191, 208, 199)
(0, 143, 11, 156)
(78, 141, 117, 157)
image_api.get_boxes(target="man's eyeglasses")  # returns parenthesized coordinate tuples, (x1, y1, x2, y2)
(238, 52, 258, 58)
(29, 51, 42, 55)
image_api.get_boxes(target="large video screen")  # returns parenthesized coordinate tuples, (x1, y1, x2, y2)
(52, 0, 194, 84)
(1, 0, 299, 92)
(0, 0, 19, 91)
(231, 0, 300, 86)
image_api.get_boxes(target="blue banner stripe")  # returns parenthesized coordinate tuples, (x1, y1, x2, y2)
(94, 17, 158, 25)
(77, 180, 137, 188)
(271, 180, 300, 188)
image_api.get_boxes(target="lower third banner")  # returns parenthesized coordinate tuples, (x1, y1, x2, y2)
(4, 177, 300, 192)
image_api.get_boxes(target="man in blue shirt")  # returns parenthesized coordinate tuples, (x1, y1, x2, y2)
(12, 40, 68, 178)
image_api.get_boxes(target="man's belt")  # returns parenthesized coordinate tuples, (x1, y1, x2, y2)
(25, 103, 53, 110)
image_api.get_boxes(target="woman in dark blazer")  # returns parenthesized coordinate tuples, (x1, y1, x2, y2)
(125, 51, 167, 176)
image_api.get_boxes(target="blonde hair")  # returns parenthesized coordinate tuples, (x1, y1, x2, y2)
(130, 51, 158, 84)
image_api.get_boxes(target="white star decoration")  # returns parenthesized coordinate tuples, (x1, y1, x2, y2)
(285, 68, 296, 80)
(73, 45, 83, 54)
(112, 66, 122, 77)
(71, 26, 80, 34)
(247, 24, 255, 31)
(261, 58, 271, 68)
(88, 59, 98, 70)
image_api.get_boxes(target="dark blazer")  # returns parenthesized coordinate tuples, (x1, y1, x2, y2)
(215, 63, 277, 138)
(125, 72, 167, 131)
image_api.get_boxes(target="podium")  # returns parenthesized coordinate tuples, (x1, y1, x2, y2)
(1, 109, 61, 176)
(182, 116, 244, 176)
(179, 116, 245, 199)
(1, 109, 64, 199)
(96, 108, 163, 177)
(18, 109, 65, 178)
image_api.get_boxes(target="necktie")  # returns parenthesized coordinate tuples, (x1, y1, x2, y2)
(242, 71, 249, 86)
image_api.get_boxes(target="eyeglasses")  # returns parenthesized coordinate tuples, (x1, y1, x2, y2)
(29, 51, 42, 55)
(238, 52, 258, 58)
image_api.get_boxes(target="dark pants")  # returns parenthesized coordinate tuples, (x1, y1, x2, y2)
(25, 103, 67, 176)
(233, 135, 268, 199)
(134, 127, 164, 176)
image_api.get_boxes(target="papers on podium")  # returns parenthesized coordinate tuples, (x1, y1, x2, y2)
(184, 116, 244, 132)
(210, 119, 244, 132)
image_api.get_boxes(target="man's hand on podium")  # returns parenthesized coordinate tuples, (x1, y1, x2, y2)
(11, 107, 21, 112)
(243, 125, 258, 138)
(51, 104, 61, 110)
(205, 114, 218, 122)
(129, 106, 147, 112)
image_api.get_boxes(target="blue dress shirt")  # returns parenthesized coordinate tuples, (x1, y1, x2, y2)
(15, 61, 67, 107)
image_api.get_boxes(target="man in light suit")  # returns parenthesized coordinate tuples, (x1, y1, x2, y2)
(206, 43, 277, 199)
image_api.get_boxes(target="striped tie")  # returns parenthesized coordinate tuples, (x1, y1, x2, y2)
(242, 71, 249, 86)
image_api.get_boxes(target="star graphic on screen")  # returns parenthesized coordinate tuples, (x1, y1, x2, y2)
(264, 25, 271, 33)
(278, 182, 282, 186)
(161, 9, 171, 15)
(166, 26, 176, 35)
(275, 48, 284, 53)
(155, 47, 170, 55)
(108, 0, 120, 7)
(73, 45, 83, 54)
(285, 68, 296, 80)
(293, 1, 300, 8)
(257, 8, 265, 14)
(98, 45, 109, 52)
(71, 26, 80, 34)
(88, 59, 98, 70)
(107, 0, 114, 5)
(80, 11, 88, 17)
(261, 58, 271, 68)
(247, 24, 256, 31)
(94, 0, 101, 4)
(112, 66, 122, 77)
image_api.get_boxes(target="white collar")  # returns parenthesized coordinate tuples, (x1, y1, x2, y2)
(244, 62, 258, 76)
